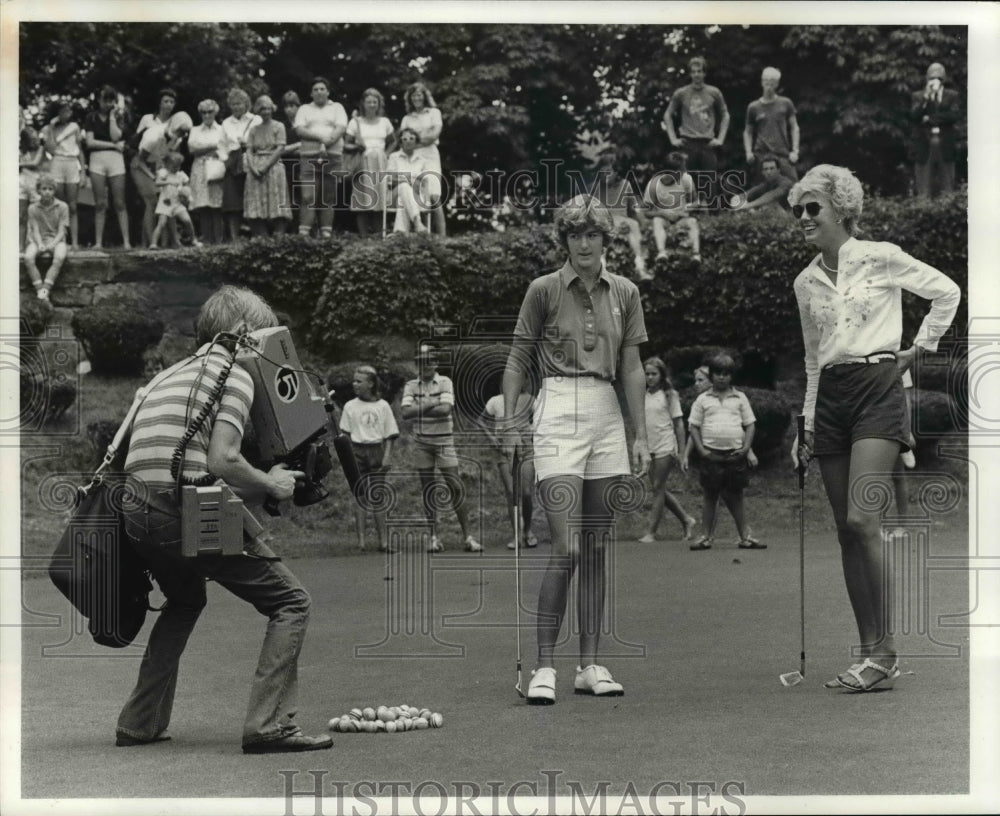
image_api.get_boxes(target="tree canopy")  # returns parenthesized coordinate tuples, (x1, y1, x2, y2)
(19, 22, 967, 198)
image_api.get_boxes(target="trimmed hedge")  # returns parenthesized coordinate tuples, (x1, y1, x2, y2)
(71, 295, 165, 376)
(179, 191, 966, 370)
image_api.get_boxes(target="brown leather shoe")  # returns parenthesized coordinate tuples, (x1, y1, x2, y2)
(242, 733, 333, 754)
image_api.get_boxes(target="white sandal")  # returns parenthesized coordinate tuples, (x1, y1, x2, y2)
(836, 658, 900, 692)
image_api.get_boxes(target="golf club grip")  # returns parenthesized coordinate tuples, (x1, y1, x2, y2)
(334, 433, 361, 490)
(796, 414, 806, 489)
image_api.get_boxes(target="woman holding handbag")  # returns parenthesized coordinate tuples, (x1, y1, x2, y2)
(219, 88, 261, 243)
(186, 99, 225, 245)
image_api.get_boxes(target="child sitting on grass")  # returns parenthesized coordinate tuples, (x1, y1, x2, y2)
(686, 352, 762, 550)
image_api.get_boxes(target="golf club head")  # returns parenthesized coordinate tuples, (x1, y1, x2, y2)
(779, 671, 803, 687)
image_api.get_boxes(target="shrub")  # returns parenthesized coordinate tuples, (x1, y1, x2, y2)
(71, 295, 165, 376)
(325, 361, 410, 407)
(19, 293, 55, 339)
(641, 191, 968, 364)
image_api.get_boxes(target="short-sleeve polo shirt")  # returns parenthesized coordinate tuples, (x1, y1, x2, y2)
(513, 261, 647, 381)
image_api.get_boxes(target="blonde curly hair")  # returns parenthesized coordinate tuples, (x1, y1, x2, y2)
(788, 164, 864, 235)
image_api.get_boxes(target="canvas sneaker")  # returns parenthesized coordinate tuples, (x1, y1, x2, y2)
(526, 667, 556, 705)
(574, 664, 624, 696)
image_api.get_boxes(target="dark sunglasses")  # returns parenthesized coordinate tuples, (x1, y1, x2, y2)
(792, 202, 823, 219)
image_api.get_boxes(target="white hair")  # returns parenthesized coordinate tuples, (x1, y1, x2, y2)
(788, 165, 865, 236)
(762, 66, 781, 80)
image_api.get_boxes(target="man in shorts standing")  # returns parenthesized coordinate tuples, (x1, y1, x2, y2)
(401, 345, 482, 553)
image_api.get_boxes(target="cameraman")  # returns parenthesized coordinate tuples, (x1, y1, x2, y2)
(116, 285, 333, 754)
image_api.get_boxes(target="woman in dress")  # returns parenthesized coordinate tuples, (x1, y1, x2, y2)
(791, 165, 960, 692)
(400, 81, 445, 236)
(83, 85, 131, 249)
(219, 88, 262, 243)
(345, 88, 395, 238)
(243, 95, 291, 236)
(41, 101, 85, 251)
(131, 88, 181, 247)
(186, 99, 225, 244)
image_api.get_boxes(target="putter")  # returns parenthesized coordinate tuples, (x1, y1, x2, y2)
(781, 415, 808, 687)
(512, 449, 526, 698)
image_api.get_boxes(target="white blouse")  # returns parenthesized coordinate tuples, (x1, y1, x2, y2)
(794, 237, 960, 430)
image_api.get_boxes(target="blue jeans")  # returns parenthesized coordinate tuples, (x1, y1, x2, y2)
(116, 492, 311, 746)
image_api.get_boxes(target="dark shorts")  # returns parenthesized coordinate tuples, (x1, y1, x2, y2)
(814, 360, 909, 456)
(696, 450, 750, 493)
(352, 442, 387, 511)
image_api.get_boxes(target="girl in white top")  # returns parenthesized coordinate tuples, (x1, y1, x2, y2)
(41, 101, 84, 250)
(340, 366, 400, 552)
(791, 164, 960, 694)
(638, 357, 696, 543)
(344, 88, 395, 237)
(400, 82, 445, 236)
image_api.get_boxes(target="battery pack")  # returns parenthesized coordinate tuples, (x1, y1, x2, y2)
(181, 485, 245, 557)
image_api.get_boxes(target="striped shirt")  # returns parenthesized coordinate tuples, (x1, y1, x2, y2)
(124, 345, 254, 494)
(400, 374, 455, 438)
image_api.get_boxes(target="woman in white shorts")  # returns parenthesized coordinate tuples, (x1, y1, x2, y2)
(41, 101, 84, 250)
(502, 195, 650, 704)
(84, 85, 131, 249)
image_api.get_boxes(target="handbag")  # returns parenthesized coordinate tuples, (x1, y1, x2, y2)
(204, 156, 226, 182)
(47, 357, 193, 647)
(224, 119, 254, 176)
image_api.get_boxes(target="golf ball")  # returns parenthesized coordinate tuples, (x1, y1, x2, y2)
(378, 708, 397, 722)
(430, 712, 444, 728)
(385, 721, 397, 733)
(329, 718, 340, 732)
(362, 707, 376, 721)
(414, 717, 429, 730)
(349, 708, 364, 720)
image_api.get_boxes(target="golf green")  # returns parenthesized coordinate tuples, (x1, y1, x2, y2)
(18, 517, 973, 808)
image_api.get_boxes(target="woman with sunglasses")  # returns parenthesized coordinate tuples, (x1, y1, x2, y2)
(790, 165, 959, 693)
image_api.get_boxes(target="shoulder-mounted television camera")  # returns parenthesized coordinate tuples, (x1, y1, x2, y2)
(236, 327, 358, 513)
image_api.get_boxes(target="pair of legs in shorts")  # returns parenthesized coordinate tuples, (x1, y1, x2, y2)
(413, 436, 478, 551)
(89, 150, 131, 248)
(49, 155, 82, 249)
(611, 214, 649, 279)
(690, 448, 757, 549)
(527, 378, 629, 702)
(351, 442, 392, 551)
(639, 451, 696, 542)
(651, 212, 700, 262)
(490, 439, 536, 549)
(813, 359, 910, 691)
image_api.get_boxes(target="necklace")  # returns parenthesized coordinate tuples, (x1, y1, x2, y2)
(819, 256, 838, 274)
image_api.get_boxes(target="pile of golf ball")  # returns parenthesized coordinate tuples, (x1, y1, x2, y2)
(329, 705, 444, 733)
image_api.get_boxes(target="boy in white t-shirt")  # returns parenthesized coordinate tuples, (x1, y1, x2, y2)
(687, 352, 761, 550)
